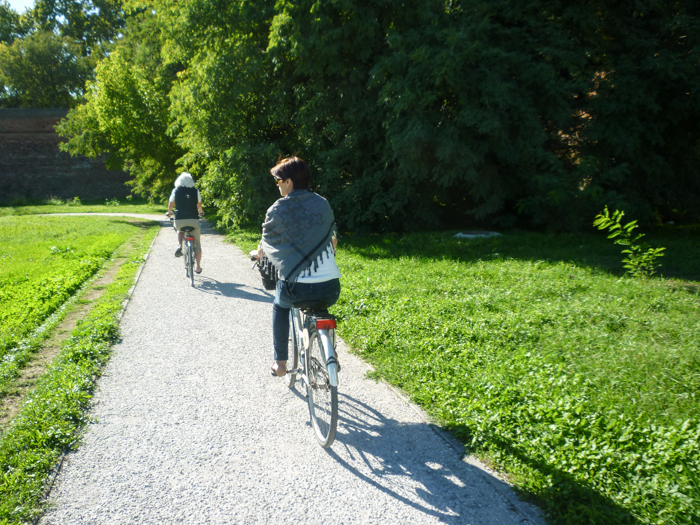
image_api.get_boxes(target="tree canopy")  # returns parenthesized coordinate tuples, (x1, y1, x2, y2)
(0, 0, 126, 107)
(56, 0, 700, 230)
(56, 6, 183, 198)
(0, 0, 25, 44)
(31, 0, 126, 56)
(0, 29, 91, 107)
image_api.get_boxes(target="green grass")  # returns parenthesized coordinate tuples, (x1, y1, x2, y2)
(0, 197, 165, 216)
(0, 221, 158, 524)
(0, 216, 157, 396)
(229, 225, 700, 525)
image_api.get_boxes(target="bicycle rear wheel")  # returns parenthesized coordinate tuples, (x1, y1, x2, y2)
(286, 309, 300, 389)
(184, 244, 191, 277)
(187, 240, 195, 287)
(306, 328, 338, 447)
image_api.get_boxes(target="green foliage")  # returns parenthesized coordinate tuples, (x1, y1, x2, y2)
(369, 1, 586, 229)
(0, 226, 158, 524)
(57, 0, 700, 230)
(0, 0, 129, 107)
(594, 207, 666, 278)
(576, 1, 700, 226)
(237, 227, 698, 525)
(56, 8, 184, 201)
(43, 196, 67, 206)
(0, 29, 93, 108)
(30, 0, 126, 56)
(166, 0, 280, 227)
(0, 0, 24, 44)
(42, 195, 83, 207)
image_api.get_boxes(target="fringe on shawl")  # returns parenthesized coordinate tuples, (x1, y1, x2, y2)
(297, 240, 335, 279)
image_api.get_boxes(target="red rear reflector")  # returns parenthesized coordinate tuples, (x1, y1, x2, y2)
(186, 236, 194, 241)
(316, 319, 336, 330)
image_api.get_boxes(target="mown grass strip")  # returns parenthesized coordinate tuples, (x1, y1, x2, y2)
(229, 226, 700, 525)
(0, 225, 158, 525)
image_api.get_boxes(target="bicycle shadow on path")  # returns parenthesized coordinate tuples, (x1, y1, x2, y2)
(325, 393, 539, 524)
(194, 276, 275, 304)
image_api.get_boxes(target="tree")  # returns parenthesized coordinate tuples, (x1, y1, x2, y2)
(30, 0, 126, 56)
(264, 0, 403, 231)
(577, 0, 700, 225)
(57, 0, 700, 229)
(0, 0, 23, 44)
(165, 0, 283, 225)
(0, 29, 92, 107)
(56, 7, 184, 199)
(160, 0, 700, 230)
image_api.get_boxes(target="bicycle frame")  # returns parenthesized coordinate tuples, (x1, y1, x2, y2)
(168, 216, 199, 285)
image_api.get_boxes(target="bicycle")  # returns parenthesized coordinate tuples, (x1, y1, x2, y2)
(181, 225, 196, 286)
(286, 301, 340, 448)
(168, 215, 201, 287)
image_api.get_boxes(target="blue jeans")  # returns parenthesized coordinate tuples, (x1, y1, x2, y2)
(272, 278, 341, 361)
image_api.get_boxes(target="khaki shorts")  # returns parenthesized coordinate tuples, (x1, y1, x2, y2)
(174, 218, 202, 252)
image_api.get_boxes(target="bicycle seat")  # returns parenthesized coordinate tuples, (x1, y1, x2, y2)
(292, 300, 328, 311)
(180, 226, 195, 232)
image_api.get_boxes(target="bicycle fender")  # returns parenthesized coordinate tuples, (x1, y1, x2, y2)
(319, 329, 338, 387)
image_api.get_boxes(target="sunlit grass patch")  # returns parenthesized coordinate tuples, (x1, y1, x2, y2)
(0, 198, 165, 217)
(0, 215, 158, 393)
(329, 230, 700, 525)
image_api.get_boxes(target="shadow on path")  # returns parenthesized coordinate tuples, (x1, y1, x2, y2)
(282, 384, 530, 524)
(325, 394, 519, 524)
(194, 276, 274, 303)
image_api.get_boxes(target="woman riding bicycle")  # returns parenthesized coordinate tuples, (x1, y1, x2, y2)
(250, 157, 341, 377)
(166, 172, 204, 274)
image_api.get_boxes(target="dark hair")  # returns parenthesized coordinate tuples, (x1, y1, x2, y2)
(270, 156, 311, 190)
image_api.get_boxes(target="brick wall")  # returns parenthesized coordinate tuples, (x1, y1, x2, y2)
(0, 108, 131, 203)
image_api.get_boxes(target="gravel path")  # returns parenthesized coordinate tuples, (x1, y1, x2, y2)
(39, 217, 545, 525)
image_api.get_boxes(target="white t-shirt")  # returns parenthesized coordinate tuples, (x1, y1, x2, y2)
(296, 249, 342, 283)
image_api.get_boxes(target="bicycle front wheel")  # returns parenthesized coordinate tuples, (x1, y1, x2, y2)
(306, 328, 338, 447)
(286, 309, 300, 389)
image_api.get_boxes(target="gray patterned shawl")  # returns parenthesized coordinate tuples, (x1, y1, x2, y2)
(261, 190, 336, 282)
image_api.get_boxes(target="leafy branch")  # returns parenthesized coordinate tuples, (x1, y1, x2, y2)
(593, 207, 665, 278)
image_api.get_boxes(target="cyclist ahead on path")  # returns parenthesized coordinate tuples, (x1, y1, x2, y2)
(166, 172, 204, 274)
(250, 157, 341, 378)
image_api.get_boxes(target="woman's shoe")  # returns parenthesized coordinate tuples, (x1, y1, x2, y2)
(195, 268, 202, 274)
(270, 361, 287, 377)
